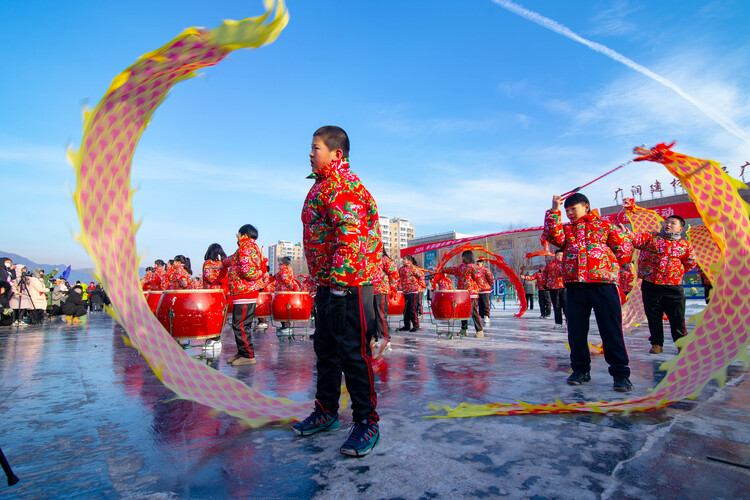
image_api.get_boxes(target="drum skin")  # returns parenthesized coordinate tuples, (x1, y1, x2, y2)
(145, 291, 163, 315)
(255, 292, 273, 318)
(387, 291, 405, 317)
(272, 292, 312, 322)
(155, 289, 228, 340)
(431, 290, 472, 320)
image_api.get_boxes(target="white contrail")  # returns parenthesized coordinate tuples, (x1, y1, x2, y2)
(492, 0, 749, 142)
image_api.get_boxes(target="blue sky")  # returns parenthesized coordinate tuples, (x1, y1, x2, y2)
(3, 0, 749, 270)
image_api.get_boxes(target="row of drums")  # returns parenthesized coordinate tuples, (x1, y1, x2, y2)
(142, 289, 473, 341)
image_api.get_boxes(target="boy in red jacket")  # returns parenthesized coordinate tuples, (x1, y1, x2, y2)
(621, 215, 696, 354)
(293, 126, 382, 458)
(544, 193, 634, 392)
(222, 224, 264, 366)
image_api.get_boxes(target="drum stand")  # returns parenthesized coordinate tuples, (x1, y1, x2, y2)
(386, 315, 403, 332)
(430, 306, 470, 340)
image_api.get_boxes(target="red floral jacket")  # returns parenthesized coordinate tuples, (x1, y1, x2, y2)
(619, 266, 634, 293)
(202, 260, 227, 290)
(398, 260, 426, 293)
(475, 266, 494, 292)
(443, 263, 482, 294)
(141, 270, 158, 291)
(166, 262, 192, 290)
(632, 233, 696, 286)
(432, 273, 454, 290)
(221, 239, 264, 299)
(153, 266, 167, 290)
(376, 257, 400, 294)
(302, 159, 383, 290)
(542, 260, 564, 290)
(275, 265, 301, 291)
(543, 210, 632, 284)
(523, 271, 546, 290)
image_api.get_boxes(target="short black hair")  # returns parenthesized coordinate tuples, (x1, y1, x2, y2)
(146, 266, 154, 272)
(461, 250, 475, 264)
(279, 256, 292, 266)
(563, 193, 590, 209)
(155, 259, 165, 267)
(555, 249, 564, 255)
(314, 125, 350, 158)
(238, 224, 258, 240)
(204, 243, 227, 262)
(666, 215, 686, 228)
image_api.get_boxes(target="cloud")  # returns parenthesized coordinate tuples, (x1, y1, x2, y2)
(588, 1, 641, 37)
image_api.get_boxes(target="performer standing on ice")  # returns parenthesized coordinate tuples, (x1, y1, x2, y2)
(619, 215, 696, 354)
(444, 250, 484, 338)
(544, 193, 634, 392)
(202, 243, 228, 291)
(544, 249, 567, 329)
(222, 224, 265, 366)
(275, 256, 301, 332)
(293, 126, 382, 458)
(373, 251, 399, 347)
(476, 258, 494, 326)
(398, 255, 425, 332)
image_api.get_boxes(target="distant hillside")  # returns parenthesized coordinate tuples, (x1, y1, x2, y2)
(1, 251, 146, 284)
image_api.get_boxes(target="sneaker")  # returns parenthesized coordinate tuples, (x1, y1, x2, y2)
(227, 353, 241, 363)
(613, 376, 634, 392)
(649, 345, 663, 354)
(231, 356, 256, 366)
(292, 401, 340, 436)
(398, 326, 410, 332)
(409, 326, 419, 332)
(567, 371, 591, 385)
(483, 316, 490, 325)
(474, 330, 484, 338)
(340, 419, 380, 457)
(256, 322, 268, 331)
(382, 341, 392, 355)
(553, 324, 565, 330)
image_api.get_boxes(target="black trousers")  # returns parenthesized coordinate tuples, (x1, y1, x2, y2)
(403, 292, 420, 329)
(525, 293, 534, 310)
(549, 288, 566, 324)
(314, 286, 378, 422)
(477, 292, 491, 318)
(461, 298, 483, 332)
(538, 290, 551, 317)
(641, 280, 687, 346)
(63, 305, 87, 318)
(231, 303, 256, 358)
(372, 293, 389, 341)
(565, 283, 629, 378)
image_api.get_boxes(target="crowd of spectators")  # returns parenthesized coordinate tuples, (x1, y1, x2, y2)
(0, 257, 110, 326)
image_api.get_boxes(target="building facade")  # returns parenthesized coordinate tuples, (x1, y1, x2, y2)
(267, 240, 305, 275)
(379, 216, 415, 258)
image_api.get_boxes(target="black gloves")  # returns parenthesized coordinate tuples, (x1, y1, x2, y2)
(329, 291, 347, 333)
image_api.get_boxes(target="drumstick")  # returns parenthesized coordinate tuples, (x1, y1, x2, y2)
(0, 447, 19, 486)
(560, 161, 631, 200)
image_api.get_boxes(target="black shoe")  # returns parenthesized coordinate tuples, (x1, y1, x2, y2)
(567, 371, 591, 385)
(613, 376, 633, 392)
(409, 326, 419, 332)
(398, 326, 410, 331)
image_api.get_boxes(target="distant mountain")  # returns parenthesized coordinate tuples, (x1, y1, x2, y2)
(1, 251, 146, 284)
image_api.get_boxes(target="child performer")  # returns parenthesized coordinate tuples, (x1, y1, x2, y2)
(202, 243, 228, 291)
(544, 250, 566, 329)
(544, 193, 634, 392)
(222, 224, 264, 366)
(373, 251, 399, 348)
(476, 258, 494, 326)
(153, 260, 167, 290)
(166, 255, 193, 290)
(292, 126, 382, 458)
(444, 250, 485, 338)
(619, 262, 634, 296)
(620, 215, 696, 354)
(398, 255, 425, 332)
(275, 256, 301, 331)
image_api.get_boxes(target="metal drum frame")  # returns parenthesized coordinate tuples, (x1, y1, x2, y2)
(271, 291, 313, 341)
(430, 290, 472, 339)
(155, 290, 228, 351)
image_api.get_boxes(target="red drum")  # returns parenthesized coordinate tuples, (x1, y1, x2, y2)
(431, 290, 472, 320)
(387, 291, 405, 317)
(145, 291, 163, 315)
(255, 292, 273, 318)
(155, 289, 228, 341)
(272, 292, 312, 323)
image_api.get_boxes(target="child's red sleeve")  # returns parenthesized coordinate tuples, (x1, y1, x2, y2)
(542, 210, 565, 248)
